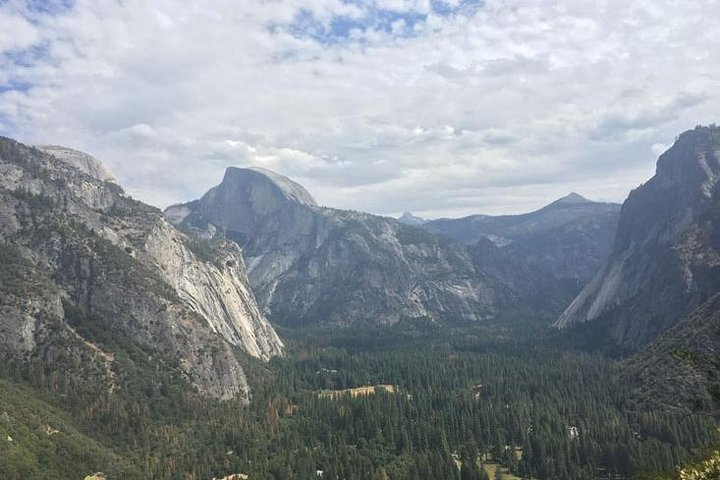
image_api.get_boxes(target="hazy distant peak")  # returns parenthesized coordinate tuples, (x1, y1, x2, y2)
(37, 145, 116, 183)
(538, 192, 594, 212)
(224, 166, 317, 207)
(398, 212, 427, 226)
(555, 192, 590, 205)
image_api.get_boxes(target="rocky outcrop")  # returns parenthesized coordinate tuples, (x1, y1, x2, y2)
(425, 194, 621, 318)
(556, 125, 720, 350)
(167, 167, 498, 326)
(37, 145, 117, 183)
(0, 138, 282, 401)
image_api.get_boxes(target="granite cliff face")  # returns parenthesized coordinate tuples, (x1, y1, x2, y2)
(166, 167, 498, 326)
(0, 138, 282, 401)
(425, 194, 621, 317)
(144, 222, 282, 360)
(556, 126, 720, 350)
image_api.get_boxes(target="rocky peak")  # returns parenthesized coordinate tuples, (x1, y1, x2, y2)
(169, 167, 322, 259)
(37, 145, 117, 183)
(553, 192, 590, 205)
(398, 212, 427, 226)
(221, 166, 317, 208)
(614, 126, 720, 252)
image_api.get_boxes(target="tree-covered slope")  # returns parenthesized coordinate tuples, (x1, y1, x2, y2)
(0, 379, 140, 479)
(624, 293, 720, 414)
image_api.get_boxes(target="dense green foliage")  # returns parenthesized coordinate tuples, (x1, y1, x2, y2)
(251, 324, 718, 480)
(0, 319, 717, 479)
(0, 379, 138, 479)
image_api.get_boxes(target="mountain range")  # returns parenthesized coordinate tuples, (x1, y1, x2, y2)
(165, 125, 720, 389)
(166, 168, 621, 326)
(424, 192, 621, 318)
(165, 167, 498, 326)
(4, 125, 719, 394)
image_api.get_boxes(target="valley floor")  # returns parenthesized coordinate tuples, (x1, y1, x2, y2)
(1, 319, 718, 480)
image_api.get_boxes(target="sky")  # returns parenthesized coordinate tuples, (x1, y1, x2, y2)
(0, 0, 719, 218)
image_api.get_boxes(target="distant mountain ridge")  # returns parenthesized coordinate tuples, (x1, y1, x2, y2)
(423, 193, 621, 318)
(553, 191, 591, 205)
(424, 192, 617, 247)
(557, 125, 720, 350)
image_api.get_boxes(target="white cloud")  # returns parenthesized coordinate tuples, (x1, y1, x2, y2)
(0, 0, 719, 217)
(0, 8, 39, 54)
(374, 0, 432, 14)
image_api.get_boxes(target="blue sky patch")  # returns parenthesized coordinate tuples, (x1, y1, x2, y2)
(0, 80, 32, 94)
(4, 41, 51, 68)
(24, 0, 74, 16)
(431, 0, 484, 16)
(278, 0, 484, 45)
(0, 112, 18, 139)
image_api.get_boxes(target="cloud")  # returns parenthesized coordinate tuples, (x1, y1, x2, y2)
(0, 8, 40, 54)
(375, 0, 431, 14)
(0, 0, 719, 217)
(588, 93, 709, 141)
